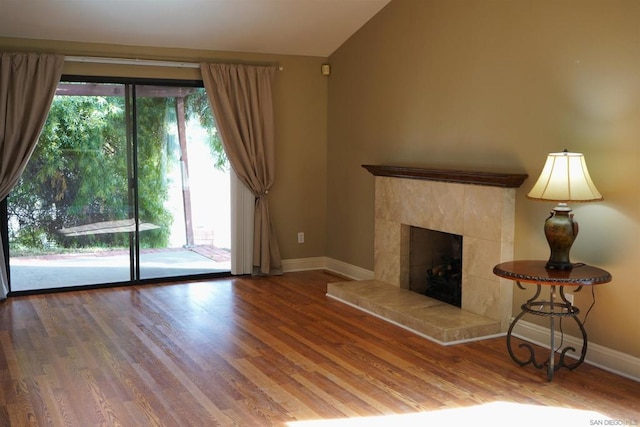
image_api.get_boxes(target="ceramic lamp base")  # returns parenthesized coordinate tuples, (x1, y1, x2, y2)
(544, 204, 578, 270)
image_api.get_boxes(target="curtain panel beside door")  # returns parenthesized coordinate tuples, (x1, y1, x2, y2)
(0, 52, 64, 299)
(201, 63, 282, 276)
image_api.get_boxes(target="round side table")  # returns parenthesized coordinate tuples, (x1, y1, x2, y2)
(493, 260, 611, 381)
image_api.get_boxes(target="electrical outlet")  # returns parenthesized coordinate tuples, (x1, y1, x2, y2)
(297, 232, 304, 243)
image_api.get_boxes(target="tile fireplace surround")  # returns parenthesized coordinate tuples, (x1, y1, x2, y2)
(327, 165, 528, 344)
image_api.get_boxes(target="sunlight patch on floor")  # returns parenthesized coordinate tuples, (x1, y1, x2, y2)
(287, 402, 612, 426)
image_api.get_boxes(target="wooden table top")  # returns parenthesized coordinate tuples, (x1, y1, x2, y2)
(493, 260, 612, 286)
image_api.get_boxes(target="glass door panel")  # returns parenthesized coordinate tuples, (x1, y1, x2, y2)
(136, 85, 230, 280)
(8, 82, 133, 291)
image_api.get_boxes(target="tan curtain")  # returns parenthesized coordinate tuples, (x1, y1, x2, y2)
(201, 63, 282, 275)
(0, 52, 64, 298)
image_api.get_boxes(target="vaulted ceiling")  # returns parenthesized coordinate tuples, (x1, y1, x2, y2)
(0, 0, 392, 57)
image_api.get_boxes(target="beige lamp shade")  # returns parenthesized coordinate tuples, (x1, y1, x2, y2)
(526, 151, 603, 202)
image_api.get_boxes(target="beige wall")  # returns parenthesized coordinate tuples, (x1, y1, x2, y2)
(327, 0, 640, 357)
(3, 0, 640, 360)
(0, 37, 329, 263)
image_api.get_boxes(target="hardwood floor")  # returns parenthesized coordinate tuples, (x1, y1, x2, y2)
(0, 270, 638, 426)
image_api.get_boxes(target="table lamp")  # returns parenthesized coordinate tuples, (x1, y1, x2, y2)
(526, 150, 603, 270)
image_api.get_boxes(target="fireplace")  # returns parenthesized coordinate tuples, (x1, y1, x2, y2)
(409, 227, 462, 307)
(327, 166, 527, 342)
(368, 165, 527, 332)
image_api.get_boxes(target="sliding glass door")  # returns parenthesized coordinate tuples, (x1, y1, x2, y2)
(6, 79, 230, 292)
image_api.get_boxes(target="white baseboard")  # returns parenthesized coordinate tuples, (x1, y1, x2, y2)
(281, 257, 327, 272)
(282, 257, 639, 382)
(282, 256, 374, 280)
(324, 257, 375, 280)
(511, 319, 640, 382)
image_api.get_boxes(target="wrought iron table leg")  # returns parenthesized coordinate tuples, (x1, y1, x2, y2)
(557, 286, 588, 371)
(506, 282, 545, 369)
(506, 282, 587, 381)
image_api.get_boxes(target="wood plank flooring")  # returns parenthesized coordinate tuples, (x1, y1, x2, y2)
(0, 270, 638, 426)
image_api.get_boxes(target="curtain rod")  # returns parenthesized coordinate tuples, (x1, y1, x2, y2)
(65, 55, 283, 71)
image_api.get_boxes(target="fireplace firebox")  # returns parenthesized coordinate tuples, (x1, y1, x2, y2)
(408, 227, 462, 307)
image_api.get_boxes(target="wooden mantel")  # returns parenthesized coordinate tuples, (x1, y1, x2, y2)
(362, 165, 528, 188)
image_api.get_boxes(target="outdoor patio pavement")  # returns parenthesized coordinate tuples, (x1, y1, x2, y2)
(9, 245, 231, 292)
